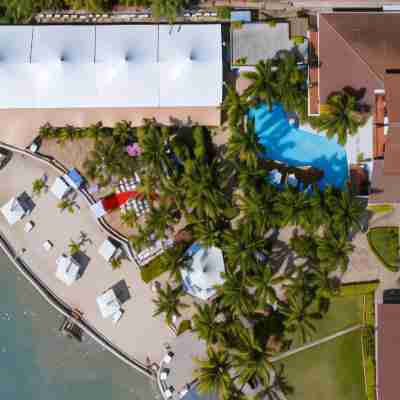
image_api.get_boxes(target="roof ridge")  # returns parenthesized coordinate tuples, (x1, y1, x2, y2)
(321, 15, 383, 86)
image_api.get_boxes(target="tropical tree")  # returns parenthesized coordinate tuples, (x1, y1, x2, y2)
(325, 188, 365, 237)
(194, 348, 234, 400)
(219, 270, 254, 317)
(222, 84, 248, 128)
(143, 201, 179, 240)
(231, 328, 273, 387)
(57, 198, 75, 214)
(227, 119, 264, 170)
(151, 0, 188, 22)
(0, 0, 64, 23)
(68, 239, 81, 255)
(253, 365, 293, 400)
(64, 0, 111, 12)
(120, 209, 138, 229)
(32, 178, 46, 197)
(243, 59, 278, 111)
(152, 283, 189, 326)
(316, 230, 354, 273)
(248, 266, 285, 310)
(315, 90, 366, 145)
(289, 233, 319, 265)
(110, 257, 122, 270)
(192, 302, 224, 344)
(280, 292, 321, 345)
(113, 120, 135, 145)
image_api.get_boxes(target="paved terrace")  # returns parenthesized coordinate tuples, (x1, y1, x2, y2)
(0, 152, 205, 394)
(0, 107, 220, 148)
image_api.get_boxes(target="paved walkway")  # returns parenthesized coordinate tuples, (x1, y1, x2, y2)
(0, 152, 204, 394)
(271, 324, 363, 362)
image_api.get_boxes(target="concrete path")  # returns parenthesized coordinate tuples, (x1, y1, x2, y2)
(271, 324, 363, 362)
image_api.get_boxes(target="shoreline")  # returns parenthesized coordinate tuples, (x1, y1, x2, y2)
(0, 229, 154, 379)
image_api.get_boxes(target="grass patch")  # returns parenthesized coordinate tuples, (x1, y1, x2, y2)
(367, 204, 394, 214)
(140, 256, 169, 283)
(281, 331, 365, 400)
(367, 227, 399, 272)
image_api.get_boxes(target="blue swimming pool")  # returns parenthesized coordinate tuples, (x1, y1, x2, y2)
(249, 103, 348, 189)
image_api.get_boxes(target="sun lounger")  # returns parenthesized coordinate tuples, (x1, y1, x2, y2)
(111, 309, 123, 324)
(24, 221, 34, 233)
(43, 240, 53, 251)
(160, 370, 168, 380)
(163, 352, 174, 364)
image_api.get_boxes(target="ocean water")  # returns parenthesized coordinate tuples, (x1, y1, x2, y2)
(0, 248, 158, 400)
(249, 103, 349, 189)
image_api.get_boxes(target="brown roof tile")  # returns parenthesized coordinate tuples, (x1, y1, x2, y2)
(378, 304, 400, 400)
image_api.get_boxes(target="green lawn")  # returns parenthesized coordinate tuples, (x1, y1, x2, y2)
(291, 296, 363, 348)
(367, 227, 399, 271)
(281, 331, 365, 400)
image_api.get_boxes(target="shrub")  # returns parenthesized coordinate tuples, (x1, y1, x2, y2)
(140, 255, 169, 283)
(216, 6, 230, 19)
(234, 57, 248, 66)
(339, 281, 379, 297)
(266, 19, 277, 28)
(292, 35, 305, 45)
(367, 227, 399, 272)
(357, 152, 365, 163)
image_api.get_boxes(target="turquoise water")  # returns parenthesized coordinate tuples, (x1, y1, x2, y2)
(0, 248, 158, 400)
(249, 103, 348, 189)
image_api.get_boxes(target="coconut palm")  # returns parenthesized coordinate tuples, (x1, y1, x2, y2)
(222, 223, 270, 276)
(157, 243, 190, 283)
(192, 302, 224, 344)
(32, 178, 46, 197)
(68, 239, 81, 256)
(113, 120, 134, 145)
(253, 365, 293, 400)
(289, 233, 318, 265)
(280, 292, 321, 344)
(144, 201, 179, 240)
(231, 328, 273, 387)
(152, 283, 189, 326)
(222, 84, 248, 128)
(120, 209, 138, 229)
(325, 189, 365, 237)
(316, 230, 354, 273)
(194, 348, 233, 400)
(248, 266, 285, 309)
(227, 119, 264, 170)
(219, 270, 254, 317)
(316, 90, 366, 145)
(151, 0, 188, 22)
(57, 198, 75, 214)
(243, 59, 278, 111)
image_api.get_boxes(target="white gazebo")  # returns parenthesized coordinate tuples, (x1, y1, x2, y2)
(55, 255, 80, 286)
(50, 177, 71, 200)
(96, 289, 121, 319)
(181, 245, 225, 301)
(1, 197, 25, 225)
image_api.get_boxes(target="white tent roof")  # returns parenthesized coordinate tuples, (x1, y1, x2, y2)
(50, 177, 71, 199)
(181, 246, 225, 301)
(0, 197, 25, 225)
(56, 255, 80, 286)
(98, 239, 117, 262)
(97, 289, 121, 319)
(0, 25, 222, 109)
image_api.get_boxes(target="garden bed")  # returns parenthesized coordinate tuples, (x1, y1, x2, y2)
(367, 227, 399, 272)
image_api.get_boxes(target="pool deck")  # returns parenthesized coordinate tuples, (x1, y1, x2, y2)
(0, 152, 205, 396)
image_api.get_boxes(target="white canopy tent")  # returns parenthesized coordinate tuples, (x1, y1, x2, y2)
(1, 197, 25, 225)
(97, 289, 121, 319)
(0, 24, 222, 109)
(181, 246, 225, 301)
(55, 255, 80, 286)
(50, 177, 71, 199)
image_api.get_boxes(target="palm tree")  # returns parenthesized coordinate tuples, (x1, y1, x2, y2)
(243, 59, 278, 111)
(253, 365, 293, 400)
(231, 328, 273, 387)
(316, 90, 366, 145)
(222, 84, 248, 128)
(289, 233, 318, 265)
(57, 198, 75, 214)
(227, 119, 264, 170)
(279, 292, 321, 345)
(194, 348, 234, 400)
(32, 178, 46, 197)
(248, 266, 285, 309)
(192, 302, 224, 344)
(68, 239, 81, 256)
(157, 243, 190, 283)
(151, 0, 188, 23)
(325, 189, 365, 237)
(84, 121, 104, 139)
(316, 230, 354, 273)
(152, 283, 189, 326)
(113, 120, 134, 145)
(219, 271, 254, 317)
(144, 201, 179, 240)
(120, 209, 138, 229)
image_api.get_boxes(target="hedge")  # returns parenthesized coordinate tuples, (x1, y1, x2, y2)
(367, 227, 399, 272)
(140, 255, 169, 283)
